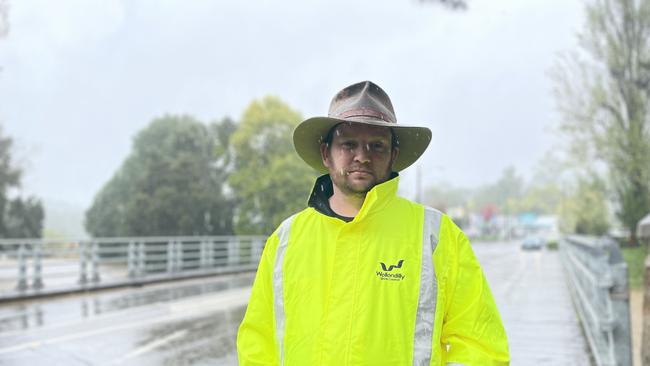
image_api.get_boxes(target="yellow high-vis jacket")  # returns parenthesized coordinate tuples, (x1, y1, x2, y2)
(237, 175, 509, 366)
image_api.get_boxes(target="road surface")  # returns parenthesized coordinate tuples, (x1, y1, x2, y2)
(0, 241, 592, 365)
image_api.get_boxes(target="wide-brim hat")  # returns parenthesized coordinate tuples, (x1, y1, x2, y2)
(293, 80, 432, 173)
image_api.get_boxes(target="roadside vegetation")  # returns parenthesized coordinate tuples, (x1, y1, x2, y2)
(622, 245, 648, 290)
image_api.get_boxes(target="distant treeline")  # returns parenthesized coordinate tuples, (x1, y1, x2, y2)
(85, 97, 316, 237)
(0, 127, 44, 238)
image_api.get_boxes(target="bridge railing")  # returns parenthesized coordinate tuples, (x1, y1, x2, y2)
(559, 235, 632, 366)
(0, 236, 266, 301)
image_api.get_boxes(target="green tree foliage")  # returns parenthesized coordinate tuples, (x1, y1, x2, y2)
(511, 184, 564, 216)
(428, 166, 555, 217)
(0, 127, 44, 238)
(510, 152, 568, 217)
(229, 96, 316, 235)
(558, 177, 610, 235)
(432, 159, 565, 220)
(85, 116, 234, 237)
(211, 117, 237, 171)
(553, 0, 650, 243)
(5, 197, 44, 237)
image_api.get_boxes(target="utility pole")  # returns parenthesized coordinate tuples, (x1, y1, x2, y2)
(415, 163, 422, 203)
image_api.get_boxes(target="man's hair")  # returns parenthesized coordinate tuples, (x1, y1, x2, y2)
(323, 123, 399, 151)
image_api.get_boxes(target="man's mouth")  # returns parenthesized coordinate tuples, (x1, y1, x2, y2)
(348, 169, 372, 175)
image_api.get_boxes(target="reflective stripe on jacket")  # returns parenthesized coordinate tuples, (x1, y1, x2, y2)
(237, 176, 510, 365)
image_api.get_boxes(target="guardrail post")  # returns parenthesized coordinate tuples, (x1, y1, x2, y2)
(208, 239, 214, 268)
(128, 240, 136, 279)
(167, 240, 175, 274)
(605, 238, 632, 366)
(90, 241, 100, 283)
(228, 237, 239, 266)
(203, 239, 213, 269)
(241, 238, 250, 266)
(137, 241, 145, 277)
(642, 253, 650, 366)
(16, 244, 28, 291)
(32, 241, 43, 290)
(200, 240, 209, 269)
(199, 240, 205, 268)
(176, 240, 183, 272)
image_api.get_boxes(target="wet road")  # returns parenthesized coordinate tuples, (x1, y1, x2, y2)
(0, 273, 254, 365)
(478, 242, 592, 365)
(0, 241, 591, 365)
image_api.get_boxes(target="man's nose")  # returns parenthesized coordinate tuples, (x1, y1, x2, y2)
(354, 144, 371, 164)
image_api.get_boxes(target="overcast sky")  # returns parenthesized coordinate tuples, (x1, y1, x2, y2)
(0, 0, 584, 218)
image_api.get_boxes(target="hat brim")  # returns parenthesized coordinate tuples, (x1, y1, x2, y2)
(293, 116, 432, 174)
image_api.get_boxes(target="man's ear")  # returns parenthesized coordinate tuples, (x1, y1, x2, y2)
(320, 143, 330, 168)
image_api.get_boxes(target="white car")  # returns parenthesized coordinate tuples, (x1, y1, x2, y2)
(521, 236, 544, 250)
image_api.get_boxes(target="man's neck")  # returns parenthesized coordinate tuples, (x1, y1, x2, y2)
(328, 185, 366, 218)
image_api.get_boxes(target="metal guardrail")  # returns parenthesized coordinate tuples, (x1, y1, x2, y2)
(559, 235, 632, 366)
(0, 236, 266, 300)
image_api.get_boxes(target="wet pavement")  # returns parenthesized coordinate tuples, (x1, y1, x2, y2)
(0, 242, 592, 365)
(0, 273, 254, 365)
(478, 242, 592, 365)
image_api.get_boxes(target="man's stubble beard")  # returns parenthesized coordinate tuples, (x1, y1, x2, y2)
(331, 166, 392, 197)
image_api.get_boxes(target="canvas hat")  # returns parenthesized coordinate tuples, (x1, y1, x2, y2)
(293, 80, 432, 173)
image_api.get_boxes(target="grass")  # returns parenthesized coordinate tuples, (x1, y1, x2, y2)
(622, 244, 649, 290)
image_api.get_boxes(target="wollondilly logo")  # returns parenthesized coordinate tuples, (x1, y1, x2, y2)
(376, 259, 405, 281)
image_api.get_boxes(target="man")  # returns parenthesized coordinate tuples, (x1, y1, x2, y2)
(237, 81, 509, 365)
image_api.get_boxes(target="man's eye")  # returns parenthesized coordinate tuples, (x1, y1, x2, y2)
(372, 142, 386, 150)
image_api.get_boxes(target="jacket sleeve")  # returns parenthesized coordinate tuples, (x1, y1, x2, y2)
(237, 233, 281, 366)
(440, 223, 510, 365)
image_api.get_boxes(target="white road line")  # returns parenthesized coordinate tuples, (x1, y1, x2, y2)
(499, 251, 527, 300)
(107, 329, 188, 365)
(0, 287, 251, 355)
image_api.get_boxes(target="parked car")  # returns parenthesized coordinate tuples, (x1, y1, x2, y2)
(521, 236, 544, 250)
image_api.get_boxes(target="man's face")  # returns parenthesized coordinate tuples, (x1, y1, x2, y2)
(320, 123, 399, 196)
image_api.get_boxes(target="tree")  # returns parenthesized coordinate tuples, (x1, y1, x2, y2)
(85, 115, 234, 237)
(5, 197, 44, 238)
(0, 127, 44, 238)
(558, 177, 611, 235)
(229, 96, 316, 235)
(510, 152, 569, 216)
(512, 184, 564, 216)
(210, 117, 237, 171)
(553, 0, 650, 244)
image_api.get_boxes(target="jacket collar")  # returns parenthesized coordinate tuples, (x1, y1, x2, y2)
(308, 172, 399, 222)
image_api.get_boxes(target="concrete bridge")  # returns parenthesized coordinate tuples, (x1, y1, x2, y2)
(0, 239, 613, 365)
